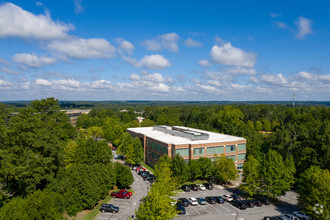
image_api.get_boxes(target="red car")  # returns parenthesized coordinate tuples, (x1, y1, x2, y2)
(136, 167, 146, 173)
(110, 191, 130, 199)
(118, 189, 132, 196)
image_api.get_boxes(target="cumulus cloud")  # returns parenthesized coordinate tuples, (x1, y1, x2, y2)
(13, 53, 57, 68)
(35, 78, 52, 86)
(0, 79, 13, 87)
(274, 21, 288, 29)
(295, 16, 313, 39)
(143, 33, 180, 52)
(74, 0, 85, 14)
(47, 38, 116, 59)
(319, 75, 330, 82)
(124, 54, 171, 70)
(225, 66, 256, 75)
(198, 59, 211, 67)
(260, 73, 288, 85)
(184, 38, 202, 47)
(116, 38, 135, 54)
(298, 71, 315, 80)
(210, 43, 256, 67)
(0, 67, 19, 75)
(0, 3, 72, 40)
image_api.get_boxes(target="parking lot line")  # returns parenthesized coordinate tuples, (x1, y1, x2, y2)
(191, 206, 200, 215)
(201, 205, 212, 214)
(220, 204, 231, 212)
(211, 205, 222, 213)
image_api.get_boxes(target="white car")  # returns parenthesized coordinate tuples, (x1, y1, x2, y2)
(292, 211, 310, 220)
(280, 214, 299, 220)
(197, 184, 206, 191)
(188, 197, 198, 206)
(222, 194, 233, 202)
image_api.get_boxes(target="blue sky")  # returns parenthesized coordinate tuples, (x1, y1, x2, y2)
(0, 0, 329, 101)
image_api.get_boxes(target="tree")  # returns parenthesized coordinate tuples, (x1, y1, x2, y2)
(136, 155, 178, 219)
(117, 133, 133, 155)
(241, 155, 260, 197)
(114, 162, 134, 189)
(188, 159, 202, 181)
(171, 154, 188, 184)
(255, 120, 263, 131)
(213, 154, 238, 185)
(86, 126, 104, 141)
(132, 137, 144, 164)
(297, 166, 330, 219)
(198, 157, 214, 180)
(260, 150, 294, 199)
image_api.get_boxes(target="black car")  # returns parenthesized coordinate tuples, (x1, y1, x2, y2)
(148, 178, 154, 183)
(251, 199, 263, 207)
(100, 204, 119, 213)
(181, 185, 190, 192)
(242, 200, 254, 208)
(189, 184, 198, 191)
(259, 197, 271, 205)
(231, 194, 240, 200)
(205, 196, 216, 204)
(203, 183, 213, 190)
(214, 196, 225, 204)
(176, 202, 186, 215)
(140, 171, 150, 178)
(231, 200, 246, 210)
(178, 198, 189, 207)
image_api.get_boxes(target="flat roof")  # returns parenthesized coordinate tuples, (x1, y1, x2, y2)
(127, 126, 246, 145)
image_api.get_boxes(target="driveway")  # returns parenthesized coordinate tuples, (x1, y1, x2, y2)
(96, 169, 150, 220)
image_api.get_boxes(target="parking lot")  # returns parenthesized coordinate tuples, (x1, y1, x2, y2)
(175, 187, 299, 220)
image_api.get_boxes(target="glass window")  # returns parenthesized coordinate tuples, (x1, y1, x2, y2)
(226, 145, 236, 153)
(226, 155, 236, 162)
(176, 148, 189, 157)
(237, 153, 246, 161)
(162, 146, 168, 154)
(207, 146, 224, 155)
(237, 163, 244, 170)
(237, 143, 246, 151)
(193, 148, 205, 156)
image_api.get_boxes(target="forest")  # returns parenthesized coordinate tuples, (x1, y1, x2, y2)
(0, 98, 329, 219)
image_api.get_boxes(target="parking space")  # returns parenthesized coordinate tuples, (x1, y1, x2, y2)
(175, 186, 299, 220)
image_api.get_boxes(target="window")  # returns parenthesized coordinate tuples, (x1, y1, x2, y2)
(162, 146, 168, 155)
(237, 143, 246, 151)
(226, 155, 236, 162)
(176, 148, 189, 157)
(193, 148, 204, 156)
(156, 144, 161, 152)
(226, 145, 236, 153)
(237, 163, 244, 170)
(237, 153, 246, 161)
(207, 146, 224, 155)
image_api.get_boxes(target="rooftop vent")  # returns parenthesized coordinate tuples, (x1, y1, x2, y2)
(153, 125, 209, 140)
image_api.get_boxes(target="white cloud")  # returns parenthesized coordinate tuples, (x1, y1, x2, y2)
(13, 53, 57, 68)
(210, 43, 256, 67)
(319, 75, 330, 82)
(117, 38, 135, 54)
(274, 21, 287, 29)
(225, 66, 256, 75)
(143, 33, 180, 52)
(0, 67, 19, 75)
(47, 38, 116, 59)
(184, 38, 202, 47)
(270, 13, 281, 18)
(0, 3, 72, 40)
(0, 79, 13, 87)
(88, 80, 112, 89)
(295, 16, 313, 39)
(35, 78, 52, 86)
(74, 0, 85, 14)
(198, 59, 211, 67)
(260, 73, 288, 85)
(298, 71, 314, 80)
(124, 54, 171, 70)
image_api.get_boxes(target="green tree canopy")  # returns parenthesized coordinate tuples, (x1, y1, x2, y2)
(213, 154, 238, 185)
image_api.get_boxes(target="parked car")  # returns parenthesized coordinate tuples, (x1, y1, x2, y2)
(205, 196, 216, 204)
(222, 194, 233, 202)
(140, 171, 150, 178)
(118, 189, 132, 196)
(132, 164, 140, 170)
(242, 200, 254, 208)
(181, 185, 190, 192)
(214, 196, 225, 204)
(197, 197, 207, 205)
(136, 167, 146, 173)
(259, 197, 271, 205)
(292, 211, 310, 220)
(189, 184, 198, 191)
(188, 197, 198, 206)
(280, 214, 299, 220)
(203, 183, 213, 190)
(178, 198, 189, 207)
(251, 199, 263, 207)
(146, 174, 156, 182)
(110, 191, 131, 199)
(100, 204, 119, 213)
(176, 202, 186, 215)
(231, 194, 240, 200)
(263, 217, 282, 220)
(197, 184, 207, 191)
(148, 178, 154, 183)
(231, 200, 247, 210)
